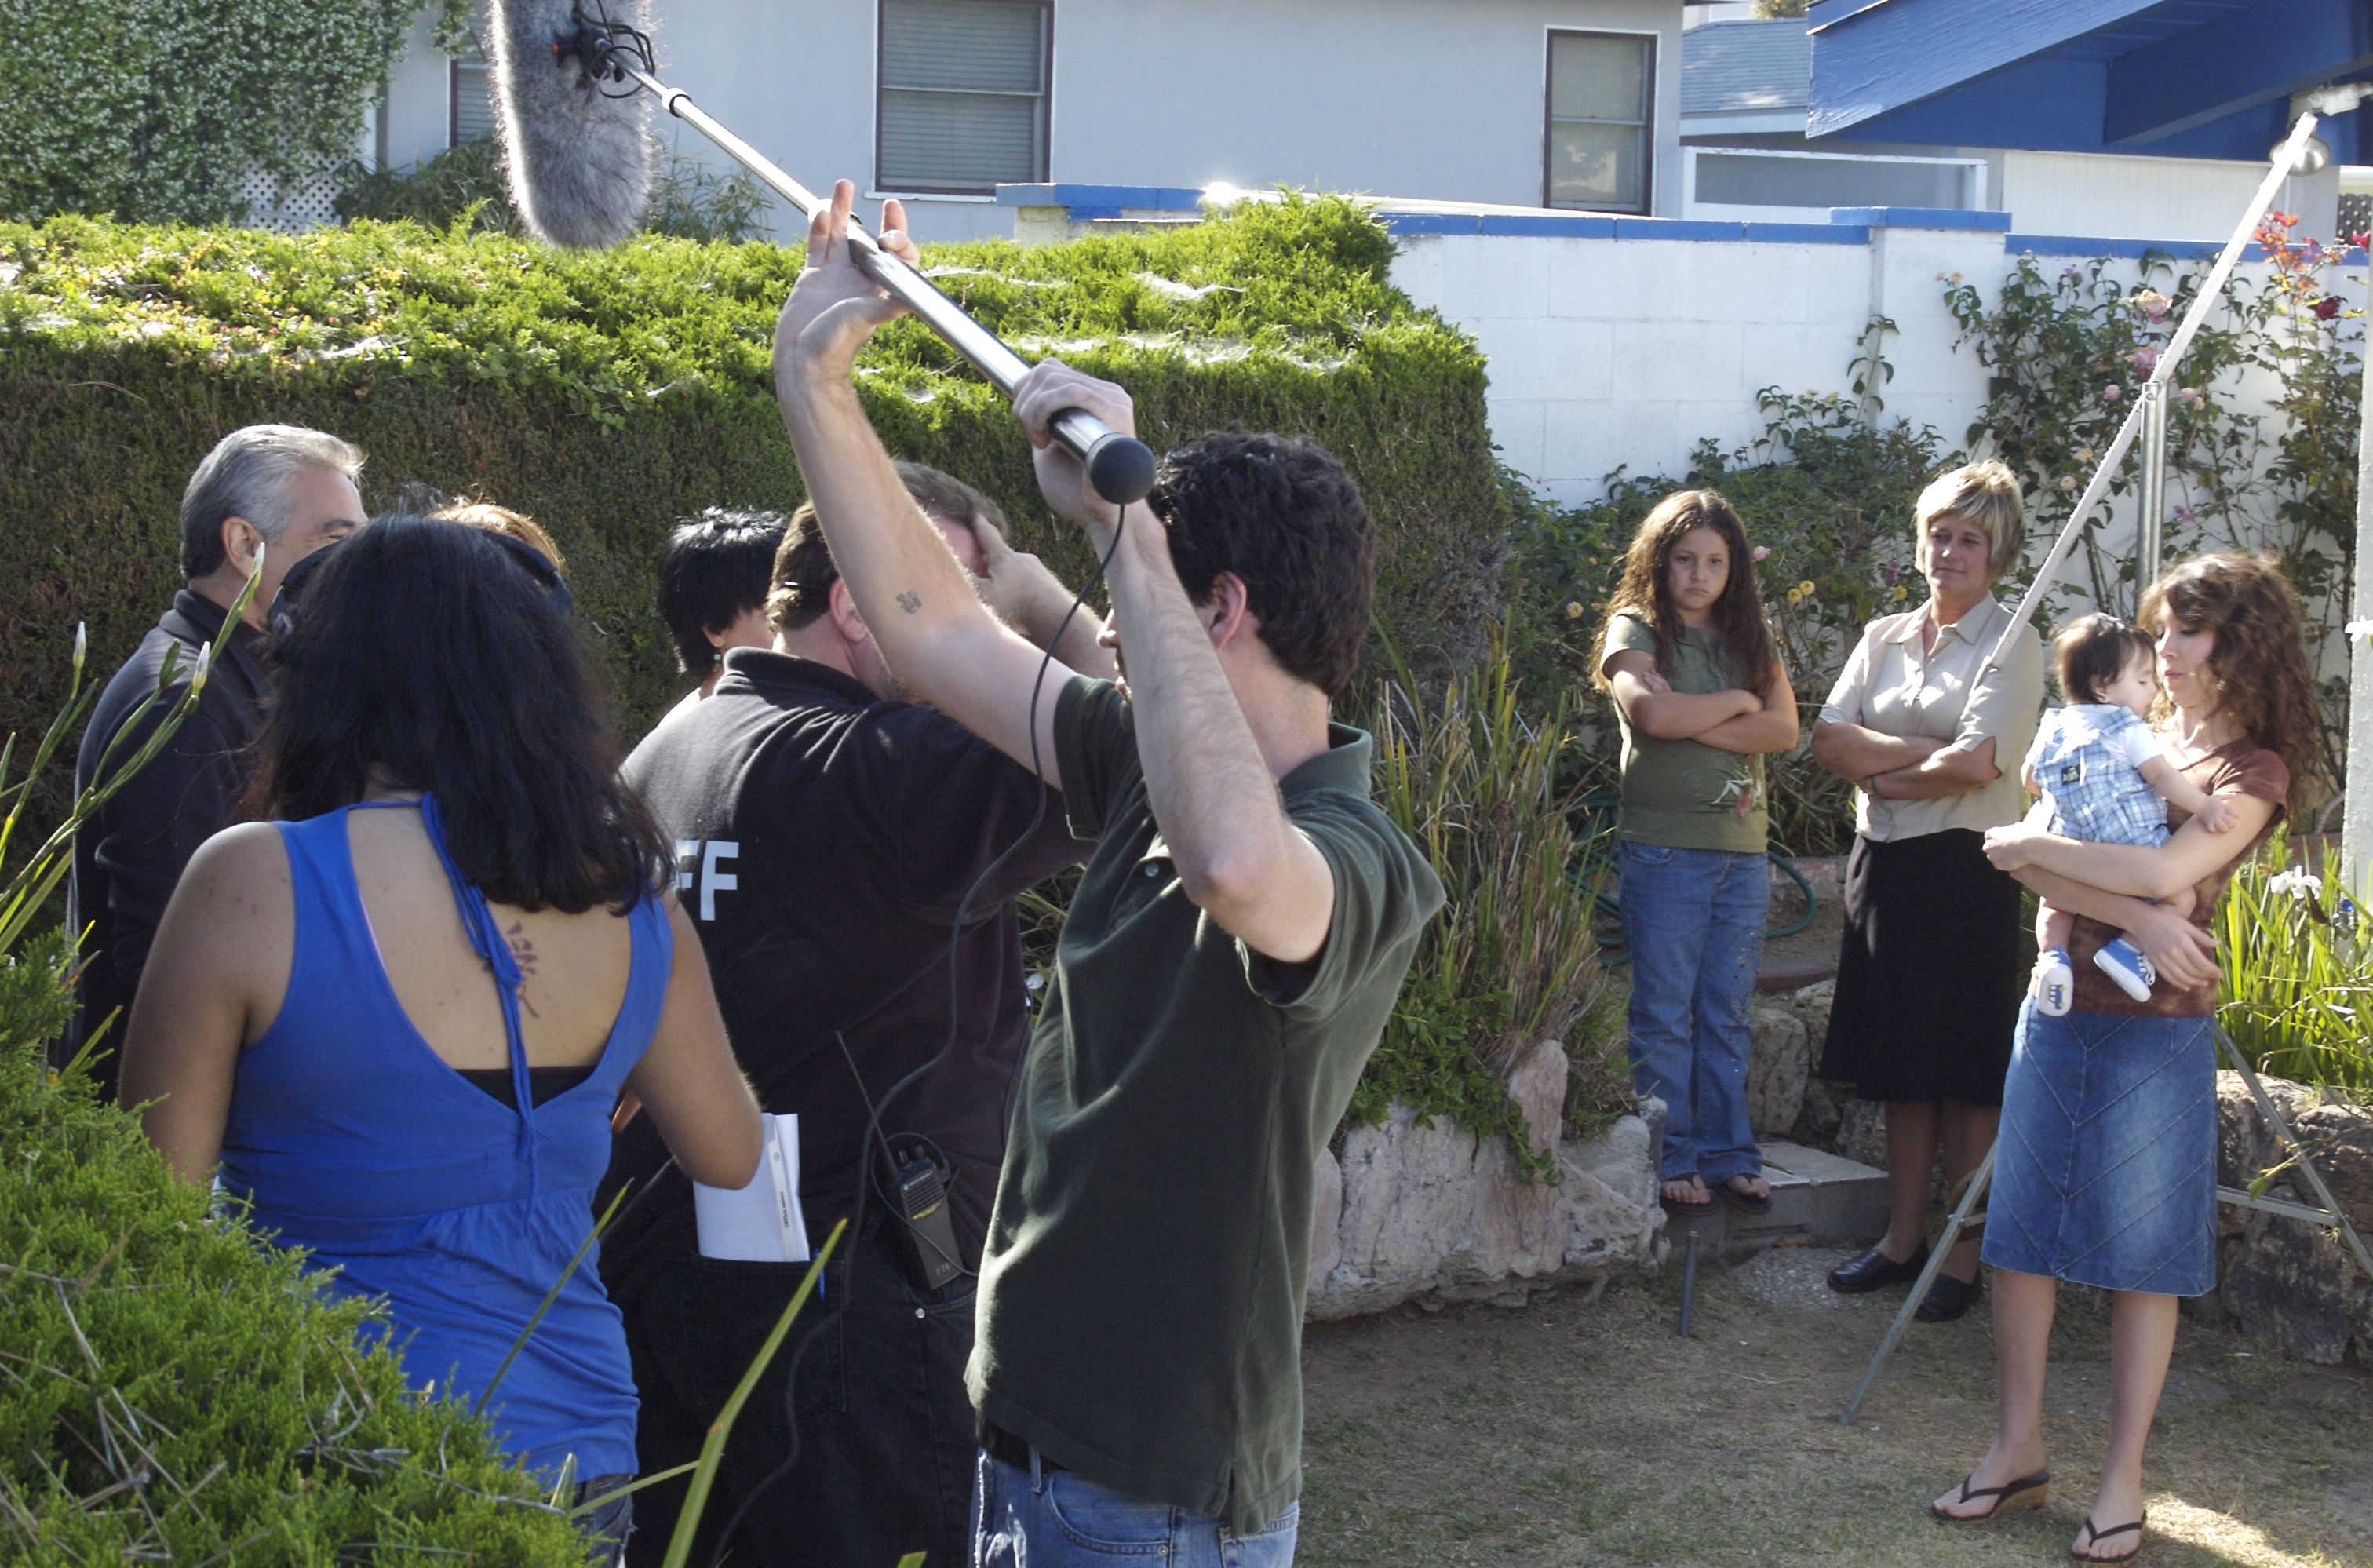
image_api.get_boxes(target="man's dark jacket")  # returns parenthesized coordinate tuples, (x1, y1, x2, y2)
(63, 590, 272, 1099)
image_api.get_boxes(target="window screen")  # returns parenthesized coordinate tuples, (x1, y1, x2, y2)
(1546, 31, 1652, 213)
(1693, 153, 1971, 210)
(451, 52, 496, 147)
(879, 0, 1050, 194)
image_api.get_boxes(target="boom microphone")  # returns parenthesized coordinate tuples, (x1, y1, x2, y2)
(490, 0, 655, 248)
(487, 0, 1159, 506)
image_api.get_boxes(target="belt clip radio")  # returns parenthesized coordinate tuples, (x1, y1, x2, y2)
(892, 1152, 964, 1292)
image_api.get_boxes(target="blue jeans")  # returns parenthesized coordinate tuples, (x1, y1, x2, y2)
(973, 1449, 1299, 1567)
(1618, 840, 1768, 1185)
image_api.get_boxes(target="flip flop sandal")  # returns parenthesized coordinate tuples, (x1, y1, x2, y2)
(1660, 1180, 1719, 1218)
(2072, 1515, 2146, 1563)
(1716, 1177, 1773, 1215)
(1930, 1469, 2050, 1524)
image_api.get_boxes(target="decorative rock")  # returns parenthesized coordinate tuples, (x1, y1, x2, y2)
(1308, 1143, 1343, 1293)
(1746, 1005, 1808, 1136)
(2212, 1072, 2373, 1364)
(1794, 1076, 1844, 1143)
(1306, 1042, 1663, 1320)
(1836, 1097, 1888, 1172)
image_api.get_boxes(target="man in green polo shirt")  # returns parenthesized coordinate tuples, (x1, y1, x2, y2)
(771, 183, 1442, 1565)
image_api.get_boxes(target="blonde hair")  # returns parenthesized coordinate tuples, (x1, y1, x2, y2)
(431, 501, 567, 574)
(1913, 460, 2024, 582)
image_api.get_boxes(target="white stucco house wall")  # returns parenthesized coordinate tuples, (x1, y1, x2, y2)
(376, 0, 1691, 243)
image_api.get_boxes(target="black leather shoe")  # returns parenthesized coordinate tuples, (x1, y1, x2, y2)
(1827, 1240, 1929, 1294)
(1915, 1270, 1984, 1322)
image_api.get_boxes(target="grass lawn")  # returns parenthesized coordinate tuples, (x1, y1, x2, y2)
(1298, 1245, 2373, 1566)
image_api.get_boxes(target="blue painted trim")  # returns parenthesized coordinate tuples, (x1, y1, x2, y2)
(1614, 217, 1751, 240)
(1376, 213, 1482, 235)
(2005, 235, 2261, 261)
(1828, 206, 2012, 231)
(1744, 221, 1871, 244)
(993, 183, 1205, 210)
(1476, 213, 1618, 237)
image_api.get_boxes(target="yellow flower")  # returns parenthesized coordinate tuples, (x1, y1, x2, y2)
(1798, 580, 1816, 596)
(1890, 584, 1908, 602)
(1563, 600, 1584, 619)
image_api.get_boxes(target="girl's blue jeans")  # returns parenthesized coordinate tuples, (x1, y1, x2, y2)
(1617, 840, 1769, 1186)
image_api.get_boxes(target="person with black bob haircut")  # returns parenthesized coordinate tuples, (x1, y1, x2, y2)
(118, 516, 762, 1565)
(658, 508, 789, 701)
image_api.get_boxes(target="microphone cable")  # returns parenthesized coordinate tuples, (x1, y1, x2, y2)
(700, 501, 1133, 1568)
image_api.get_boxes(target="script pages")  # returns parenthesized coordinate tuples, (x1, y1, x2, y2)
(691, 1111, 812, 1262)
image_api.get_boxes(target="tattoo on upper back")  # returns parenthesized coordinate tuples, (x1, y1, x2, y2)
(896, 590, 921, 614)
(501, 919, 541, 1018)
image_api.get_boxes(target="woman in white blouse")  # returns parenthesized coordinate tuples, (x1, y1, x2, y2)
(1810, 461, 2046, 1321)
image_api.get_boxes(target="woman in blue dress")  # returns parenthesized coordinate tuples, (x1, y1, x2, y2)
(122, 516, 763, 1560)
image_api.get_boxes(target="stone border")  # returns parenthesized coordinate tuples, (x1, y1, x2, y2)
(1307, 1041, 1664, 1319)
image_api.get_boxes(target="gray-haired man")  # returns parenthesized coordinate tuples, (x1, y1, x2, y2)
(64, 424, 367, 1096)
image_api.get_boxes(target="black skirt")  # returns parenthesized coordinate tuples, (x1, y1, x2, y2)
(1819, 828, 2025, 1107)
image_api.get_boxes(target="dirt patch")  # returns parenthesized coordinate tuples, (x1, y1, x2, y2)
(1299, 1250, 2373, 1566)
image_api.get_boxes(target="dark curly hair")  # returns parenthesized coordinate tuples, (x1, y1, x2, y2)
(250, 515, 669, 913)
(1148, 429, 1376, 699)
(2138, 552, 2324, 811)
(1594, 489, 1779, 695)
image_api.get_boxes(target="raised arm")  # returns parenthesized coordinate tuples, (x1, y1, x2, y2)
(1008, 363, 1336, 965)
(1603, 649, 1759, 740)
(1695, 662, 1799, 755)
(771, 182, 1074, 785)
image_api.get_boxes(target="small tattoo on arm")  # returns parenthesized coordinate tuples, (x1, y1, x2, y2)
(896, 591, 921, 614)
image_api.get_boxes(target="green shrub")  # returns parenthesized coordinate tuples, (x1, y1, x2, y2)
(0, 938, 589, 1566)
(1356, 654, 1619, 1161)
(0, 198, 1507, 830)
(0, 1, 414, 226)
(2218, 833, 2371, 1092)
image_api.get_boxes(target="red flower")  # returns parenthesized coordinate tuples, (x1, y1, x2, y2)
(2314, 295, 2342, 319)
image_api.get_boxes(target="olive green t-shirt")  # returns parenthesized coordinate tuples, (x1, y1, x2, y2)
(1603, 611, 1769, 852)
(966, 678, 1443, 1534)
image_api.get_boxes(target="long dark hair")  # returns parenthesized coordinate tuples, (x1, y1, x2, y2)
(250, 515, 669, 913)
(1595, 489, 1778, 695)
(2139, 552, 2325, 813)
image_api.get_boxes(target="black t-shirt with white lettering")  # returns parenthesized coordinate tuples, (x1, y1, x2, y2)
(600, 649, 1085, 1305)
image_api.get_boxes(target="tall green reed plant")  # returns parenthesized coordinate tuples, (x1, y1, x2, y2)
(2216, 830, 2371, 1092)
(1356, 651, 1622, 1168)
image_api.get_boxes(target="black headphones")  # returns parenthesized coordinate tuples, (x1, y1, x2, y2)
(267, 523, 574, 643)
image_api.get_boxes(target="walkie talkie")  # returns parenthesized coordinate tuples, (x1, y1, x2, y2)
(891, 1151, 964, 1292)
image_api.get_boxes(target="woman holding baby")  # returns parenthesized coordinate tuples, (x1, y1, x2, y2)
(1934, 552, 2319, 1563)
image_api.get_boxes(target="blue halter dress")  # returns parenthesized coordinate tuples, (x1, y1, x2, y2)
(217, 795, 667, 1481)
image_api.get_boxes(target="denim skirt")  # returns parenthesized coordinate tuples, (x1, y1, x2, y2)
(1980, 1002, 2218, 1296)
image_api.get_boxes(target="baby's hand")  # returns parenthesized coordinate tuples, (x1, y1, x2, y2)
(2195, 794, 2241, 833)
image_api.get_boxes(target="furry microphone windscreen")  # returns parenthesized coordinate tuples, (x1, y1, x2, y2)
(490, 0, 657, 248)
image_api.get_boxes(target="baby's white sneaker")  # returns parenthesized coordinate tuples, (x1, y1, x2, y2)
(2033, 948, 2075, 1016)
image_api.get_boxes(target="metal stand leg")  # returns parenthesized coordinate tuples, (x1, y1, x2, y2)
(2214, 1026, 2373, 1284)
(1839, 1144, 1995, 1425)
(1677, 1229, 1700, 1338)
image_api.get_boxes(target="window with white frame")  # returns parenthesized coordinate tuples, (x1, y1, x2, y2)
(877, 0, 1051, 195)
(1545, 31, 1653, 214)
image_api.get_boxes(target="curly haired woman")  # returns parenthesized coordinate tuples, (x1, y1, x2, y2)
(1934, 553, 2321, 1563)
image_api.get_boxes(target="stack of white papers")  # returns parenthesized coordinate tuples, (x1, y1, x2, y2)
(692, 1113, 811, 1263)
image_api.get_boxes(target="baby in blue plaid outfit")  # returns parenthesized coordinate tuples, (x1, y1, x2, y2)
(2023, 614, 2239, 1013)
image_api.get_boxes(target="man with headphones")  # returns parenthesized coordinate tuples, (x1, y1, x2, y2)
(602, 466, 1104, 1568)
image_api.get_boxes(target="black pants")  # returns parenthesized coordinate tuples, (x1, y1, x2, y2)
(622, 1231, 978, 1568)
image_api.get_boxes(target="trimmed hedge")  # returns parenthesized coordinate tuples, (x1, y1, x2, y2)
(0, 931, 586, 1564)
(0, 199, 1507, 782)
